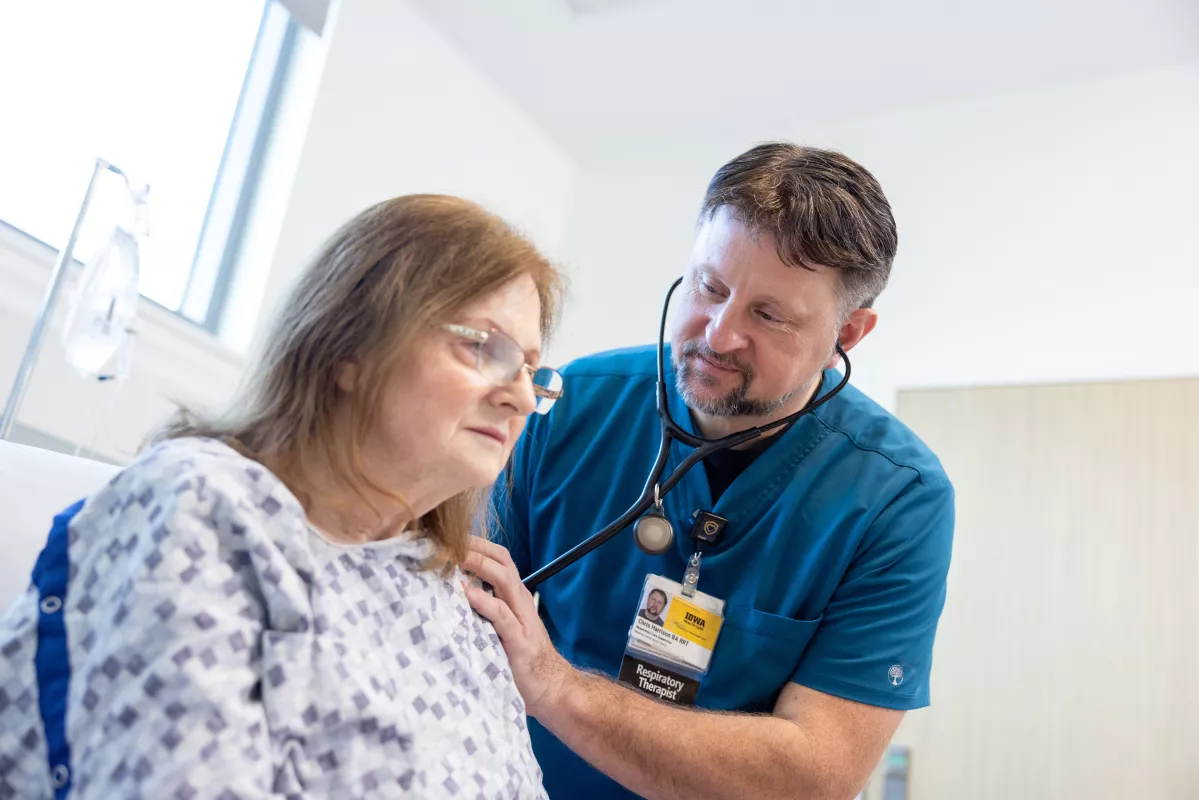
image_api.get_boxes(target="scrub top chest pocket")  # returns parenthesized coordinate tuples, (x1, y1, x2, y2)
(700, 608, 824, 713)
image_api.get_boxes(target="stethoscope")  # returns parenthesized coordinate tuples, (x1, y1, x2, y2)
(521, 276, 851, 590)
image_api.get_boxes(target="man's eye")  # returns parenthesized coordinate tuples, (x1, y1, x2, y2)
(756, 309, 781, 323)
(699, 280, 720, 296)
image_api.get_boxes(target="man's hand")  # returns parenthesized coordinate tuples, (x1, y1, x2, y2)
(462, 539, 900, 800)
(463, 537, 575, 717)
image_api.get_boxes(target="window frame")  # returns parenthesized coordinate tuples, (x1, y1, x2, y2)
(180, 0, 300, 333)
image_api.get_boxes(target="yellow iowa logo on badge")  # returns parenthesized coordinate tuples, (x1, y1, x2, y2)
(664, 597, 722, 649)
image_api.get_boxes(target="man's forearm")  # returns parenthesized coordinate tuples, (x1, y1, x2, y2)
(461, 539, 888, 799)
(536, 669, 827, 800)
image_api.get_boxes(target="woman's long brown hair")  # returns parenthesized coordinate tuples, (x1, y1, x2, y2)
(157, 194, 563, 569)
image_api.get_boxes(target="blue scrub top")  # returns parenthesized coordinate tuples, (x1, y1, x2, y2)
(493, 345, 954, 799)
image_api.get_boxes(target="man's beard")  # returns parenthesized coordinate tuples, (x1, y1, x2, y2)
(674, 340, 813, 418)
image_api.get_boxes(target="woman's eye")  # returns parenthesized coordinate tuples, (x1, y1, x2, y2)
(699, 280, 720, 296)
(756, 309, 781, 323)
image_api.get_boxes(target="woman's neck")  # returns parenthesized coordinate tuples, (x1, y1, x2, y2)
(306, 500, 412, 545)
(268, 450, 418, 545)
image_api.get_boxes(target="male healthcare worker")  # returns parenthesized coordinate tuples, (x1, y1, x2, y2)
(465, 142, 955, 800)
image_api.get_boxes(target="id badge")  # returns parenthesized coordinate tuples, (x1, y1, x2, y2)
(617, 574, 725, 706)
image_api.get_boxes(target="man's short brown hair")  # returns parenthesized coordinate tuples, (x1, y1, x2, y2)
(700, 142, 897, 312)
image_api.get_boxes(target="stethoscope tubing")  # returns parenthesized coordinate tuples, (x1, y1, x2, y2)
(521, 277, 850, 590)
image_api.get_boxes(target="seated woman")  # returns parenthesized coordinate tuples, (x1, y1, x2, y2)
(0, 195, 564, 798)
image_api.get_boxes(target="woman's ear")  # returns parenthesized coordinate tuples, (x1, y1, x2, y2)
(336, 361, 360, 393)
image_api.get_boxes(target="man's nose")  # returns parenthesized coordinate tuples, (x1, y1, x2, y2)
(705, 306, 749, 354)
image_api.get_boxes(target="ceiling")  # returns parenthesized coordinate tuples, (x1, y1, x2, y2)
(411, 0, 1199, 158)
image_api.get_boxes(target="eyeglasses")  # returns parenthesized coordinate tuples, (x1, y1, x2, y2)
(441, 324, 563, 415)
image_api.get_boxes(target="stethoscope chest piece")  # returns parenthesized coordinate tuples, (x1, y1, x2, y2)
(634, 510, 674, 555)
(634, 484, 674, 555)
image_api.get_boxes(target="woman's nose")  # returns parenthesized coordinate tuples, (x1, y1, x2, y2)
(505, 367, 538, 416)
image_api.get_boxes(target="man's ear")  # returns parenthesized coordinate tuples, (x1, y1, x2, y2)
(336, 360, 360, 393)
(826, 308, 879, 370)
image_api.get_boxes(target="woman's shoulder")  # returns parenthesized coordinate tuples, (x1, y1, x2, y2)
(128, 437, 286, 493)
(134, 435, 262, 477)
(91, 437, 304, 524)
(70, 438, 316, 598)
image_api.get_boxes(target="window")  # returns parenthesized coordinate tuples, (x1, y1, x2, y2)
(0, 0, 297, 332)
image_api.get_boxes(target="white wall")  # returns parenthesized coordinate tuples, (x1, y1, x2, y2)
(555, 64, 1199, 409)
(251, 0, 576, 358)
(0, 0, 576, 460)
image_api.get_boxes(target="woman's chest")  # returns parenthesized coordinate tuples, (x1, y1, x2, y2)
(261, 551, 538, 794)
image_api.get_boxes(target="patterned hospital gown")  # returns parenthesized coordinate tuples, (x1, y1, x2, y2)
(0, 437, 546, 799)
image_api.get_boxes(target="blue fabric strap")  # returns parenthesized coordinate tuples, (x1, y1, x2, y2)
(32, 499, 85, 800)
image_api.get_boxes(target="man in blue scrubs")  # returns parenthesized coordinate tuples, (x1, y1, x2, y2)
(465, 142, 954, 799)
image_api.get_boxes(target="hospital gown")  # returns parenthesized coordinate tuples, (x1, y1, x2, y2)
(0, 437, 546, 799)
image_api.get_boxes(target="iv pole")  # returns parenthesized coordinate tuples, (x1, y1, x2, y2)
(0, 157, 122, 441)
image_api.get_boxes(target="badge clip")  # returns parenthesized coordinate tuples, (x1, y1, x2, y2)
(688, 511, 727, 547)
(681, 550, 702, 597)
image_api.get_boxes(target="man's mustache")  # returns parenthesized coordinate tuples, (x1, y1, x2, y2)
(680, 341, 752, 380)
